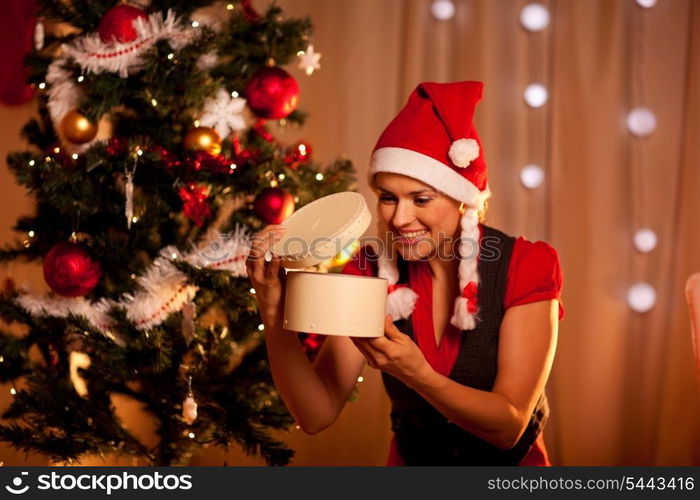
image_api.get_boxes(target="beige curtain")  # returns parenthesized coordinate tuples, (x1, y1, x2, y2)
(1, 0, 698, 466)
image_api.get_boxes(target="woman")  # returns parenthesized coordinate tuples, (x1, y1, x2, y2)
(246, 81, 563, 465)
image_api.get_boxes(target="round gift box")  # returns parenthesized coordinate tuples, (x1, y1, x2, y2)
(270, 192, 372, 269)
(283, 271, 387, 337)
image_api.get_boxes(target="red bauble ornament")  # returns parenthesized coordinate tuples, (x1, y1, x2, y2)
(253, 188, 295, 224)
(244, 67, 300, 119)
(98, 5, 148, 44)
(43, 242, 101, 297)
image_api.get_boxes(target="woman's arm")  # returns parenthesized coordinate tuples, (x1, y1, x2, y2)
(265, 325, 365, 434)
(246, 226, 365, 434)
(353, 300, 558, 449)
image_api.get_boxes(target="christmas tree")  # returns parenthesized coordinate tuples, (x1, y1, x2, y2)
(0, 0, 354, 466)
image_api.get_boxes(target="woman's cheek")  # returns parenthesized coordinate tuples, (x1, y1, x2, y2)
(378, 205, 393, 226)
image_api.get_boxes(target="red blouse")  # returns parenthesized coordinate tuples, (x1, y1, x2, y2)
(341, 228, 564, 466)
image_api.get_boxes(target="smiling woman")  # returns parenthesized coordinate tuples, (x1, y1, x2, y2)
(375, 179, 460, 262)
(247, 81, 563, 466)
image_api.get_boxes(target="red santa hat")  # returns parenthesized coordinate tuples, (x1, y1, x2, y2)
(370, 81, 490, 331)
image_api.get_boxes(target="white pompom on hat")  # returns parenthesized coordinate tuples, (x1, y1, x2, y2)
(370, 81, 490, 330)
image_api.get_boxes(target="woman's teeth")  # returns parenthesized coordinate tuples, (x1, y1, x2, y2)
(398, 229, 428, 239)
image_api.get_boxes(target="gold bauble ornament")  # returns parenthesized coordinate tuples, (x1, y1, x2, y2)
(183, 127, 222, 156)
(60, 109, 98, 144)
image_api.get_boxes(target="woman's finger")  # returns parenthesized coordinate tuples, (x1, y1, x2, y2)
(247, 227, 286, 283)
(248, 248, 267, 285)
(365, 337, 392, 356)
(265, 254, 281, 282)
(350, 337, 372, 362)
(383, 314, 403, 340)
(352, 337, 385, 368)
(361, 337, 389, 359)
(249, 225, 286, 260)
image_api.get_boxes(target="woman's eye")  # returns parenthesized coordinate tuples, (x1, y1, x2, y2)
(414, 197, 432, 206)
(379, 195, 396, 203)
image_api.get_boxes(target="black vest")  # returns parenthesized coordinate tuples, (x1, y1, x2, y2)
(382, 225, 549, 465)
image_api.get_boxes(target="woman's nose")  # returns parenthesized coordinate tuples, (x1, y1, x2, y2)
(392, 200, 415, 228)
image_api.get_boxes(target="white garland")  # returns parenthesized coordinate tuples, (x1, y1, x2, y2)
(45, 62, 81, 132)
(63, 10, 195, 78)
(122, 247, 199, 330)
(16, 295, 114, 331)
(15, 225, 251, 336)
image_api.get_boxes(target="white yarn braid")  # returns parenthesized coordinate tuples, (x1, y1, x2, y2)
(450, 206, 480, 330)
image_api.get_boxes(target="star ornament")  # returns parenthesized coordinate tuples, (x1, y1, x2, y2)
(297, 45, 322, 76)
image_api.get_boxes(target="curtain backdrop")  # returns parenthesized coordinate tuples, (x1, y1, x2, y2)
(1, 0, 698, 466)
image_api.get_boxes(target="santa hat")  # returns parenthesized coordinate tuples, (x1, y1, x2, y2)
(370, 81, 490, 331)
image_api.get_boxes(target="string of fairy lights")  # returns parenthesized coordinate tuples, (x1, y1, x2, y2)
(625, 0, 659, 313)
(430, 0, 660, 313)
(519, 2, 550, 216)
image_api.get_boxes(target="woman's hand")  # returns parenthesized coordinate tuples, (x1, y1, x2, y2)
(351, 315, 433, 387)
(245, 225, 287, 330)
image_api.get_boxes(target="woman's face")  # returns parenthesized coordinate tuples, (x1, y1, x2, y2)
(374, 172, 461, 261)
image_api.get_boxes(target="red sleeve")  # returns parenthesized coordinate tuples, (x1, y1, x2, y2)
(340, 245, 378, 277)
(505, 237, 564, 320)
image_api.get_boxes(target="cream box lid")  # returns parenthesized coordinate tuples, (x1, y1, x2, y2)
(269, 192, 371, 269)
